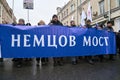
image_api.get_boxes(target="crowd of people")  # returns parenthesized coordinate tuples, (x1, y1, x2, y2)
(0, 14, 120, 68)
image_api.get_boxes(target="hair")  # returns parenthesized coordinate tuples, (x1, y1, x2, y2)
(86, 19, 91, 23)
(18, 19, 25, 24)
(70, 20, 75, 23)
(98, 23, 104, 28)
(52, 14, 58, 19)
(38, 20, 45, 25)
(107, 21, 112, 24)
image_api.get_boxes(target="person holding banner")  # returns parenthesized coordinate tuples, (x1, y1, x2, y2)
(36, 20, 48, 66)
(95, 23, 104, 30)
(49, 14, 64, 66)
(12, 18, 25, 68)
(69, 20, 78, 65)
(84, 20, 94, 65)
(96, 23, 104, 62)
(49, 15, 63, 26)
(104, 21, 115, 61)
(18, 19, 25, 25)
(70, 20, 76, 27)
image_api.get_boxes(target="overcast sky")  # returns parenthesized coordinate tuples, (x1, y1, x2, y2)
(6, 0, 69, 25)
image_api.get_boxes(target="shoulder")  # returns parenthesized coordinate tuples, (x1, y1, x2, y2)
(58, 21, 63, 26)
(103, 27, 108, 30)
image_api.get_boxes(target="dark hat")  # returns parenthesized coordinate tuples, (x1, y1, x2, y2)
(107, 21, 112, 24)
(52, 14, 58, 18)
(86, 19, 91, 23)
(98, 23, 104, 28)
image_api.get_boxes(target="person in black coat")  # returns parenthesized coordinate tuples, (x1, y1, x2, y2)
(104, 21, 115, 60)
(49, 15, 63, 66)
(49, 15, 63, 26)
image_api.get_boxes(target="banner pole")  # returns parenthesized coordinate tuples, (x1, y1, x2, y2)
(77, 0, 78, 26)
(108, 0, 111, 21)
(27, 9, 30, 23)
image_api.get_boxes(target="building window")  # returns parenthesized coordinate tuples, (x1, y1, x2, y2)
(62, 13, 63, 18)
(99, 0, 105, 14)
(117, 0, 120, 7)
(0, 6, 2, 17)
(71, 4, 74, 12)
(64, 11, 66, 17)
(66, 9, 68, 16)
(115, 17, 120, 32)
(80, 0, 82, 4)
(80, 0, 85, 5)
(59, 16, 60, 21)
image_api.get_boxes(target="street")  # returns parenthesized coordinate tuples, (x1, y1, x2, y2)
(0, 58, 120, 80)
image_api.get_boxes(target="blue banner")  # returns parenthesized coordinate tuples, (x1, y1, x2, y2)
(0, 24, 116, 58)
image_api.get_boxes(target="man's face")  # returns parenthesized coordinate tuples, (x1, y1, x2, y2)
(107, 23, 112, 27)
(70, 21, 75, 26)
(87, 21, 91, 25)
(52, 17, 58, 22)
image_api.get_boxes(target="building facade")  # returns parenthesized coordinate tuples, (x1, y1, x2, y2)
(57, 0, 78, 26)
(57, 0, 120, 32)
(0, 0, 16, 24)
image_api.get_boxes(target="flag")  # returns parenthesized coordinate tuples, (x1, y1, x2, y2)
(71, 16, 74, 20)
(81, 9, 86, 26)
(87, 2, 92, 22)
(23, 0, 34, 9)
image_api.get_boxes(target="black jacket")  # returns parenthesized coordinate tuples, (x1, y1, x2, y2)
(69, 25, 76, 28)
(49, 20, 63, 26)
(104, 26, 114, 32)
(85, 24, 92, 28)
